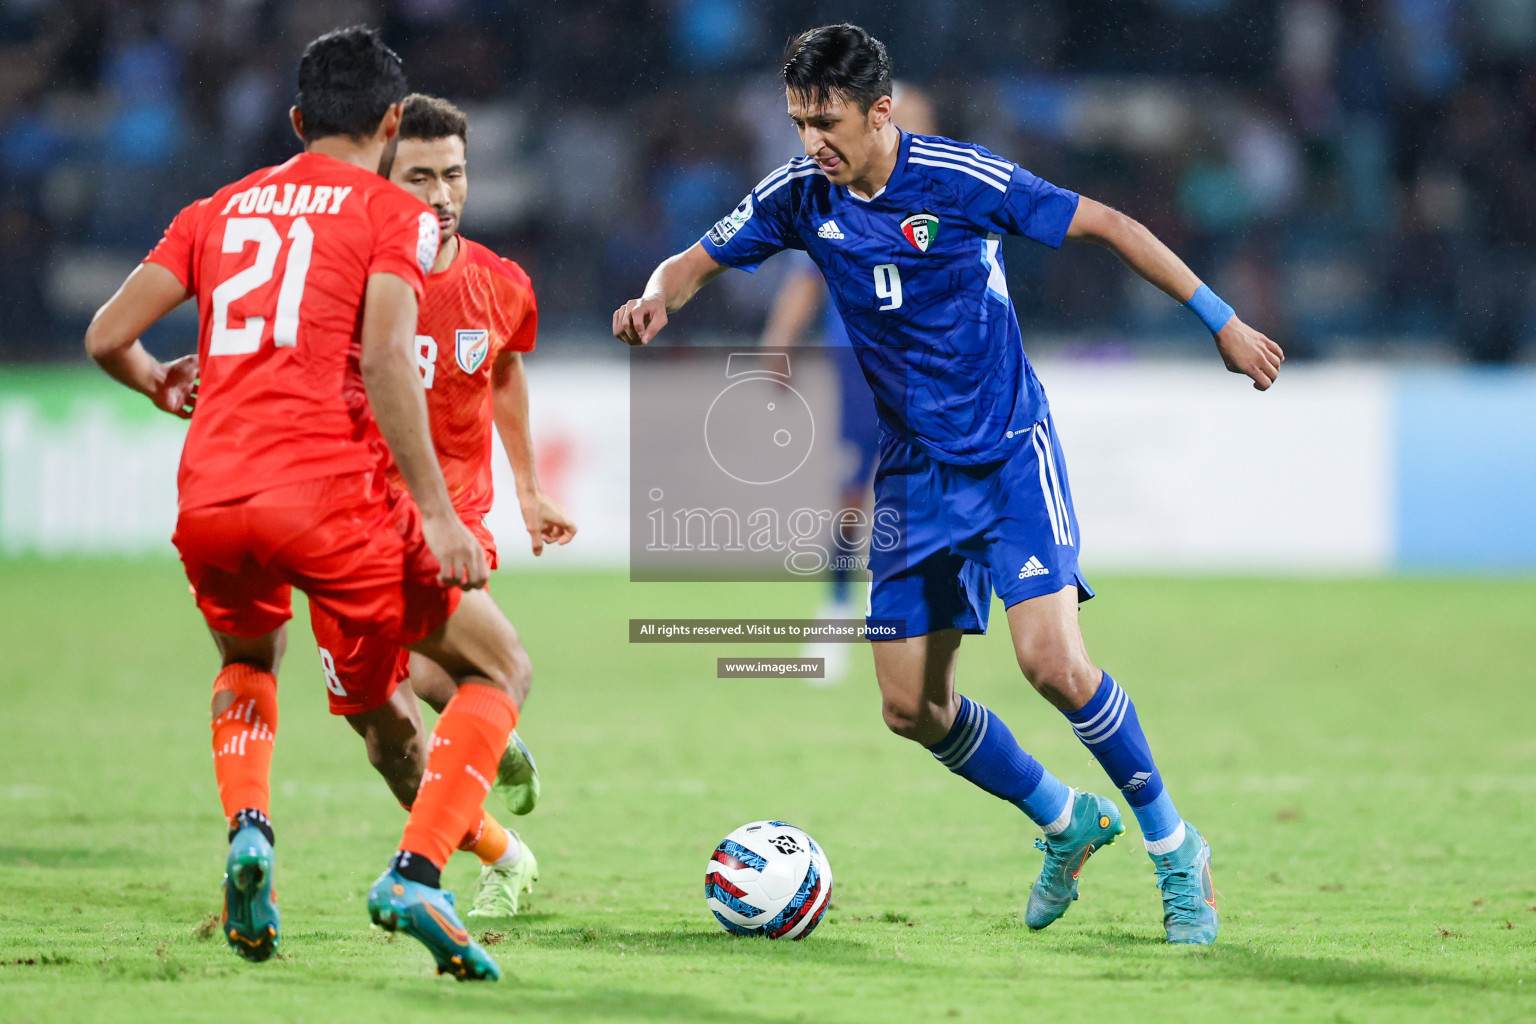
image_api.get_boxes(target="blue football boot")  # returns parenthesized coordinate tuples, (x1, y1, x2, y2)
(367, 868, 501, 981)
(1025, 791, 1124, 930)
(223, 826, 279, 962)
(1152, 822, 1218, 944)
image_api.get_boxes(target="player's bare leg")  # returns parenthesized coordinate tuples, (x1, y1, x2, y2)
(208, 627, 285, 963)
(345, 682, 426, 807)
(870, 629, 963, 746)
(366, 589, 531, 979)
(1004, 587, 1100, 711)
(1006, 586, 1216, 943)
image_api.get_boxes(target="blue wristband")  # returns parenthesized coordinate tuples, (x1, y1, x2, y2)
(1185, 284, 1234, 334)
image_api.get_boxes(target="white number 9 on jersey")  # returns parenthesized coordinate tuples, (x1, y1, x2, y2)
(873, 264, 902, 311)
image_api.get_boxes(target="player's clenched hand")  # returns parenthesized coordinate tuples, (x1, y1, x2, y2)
(519, 489, 577, 556)
(421, 512, 489, 589)
(1214, 317, 1285, 391)
(613, 296, 668, 346)
(153, 354, 199, 419)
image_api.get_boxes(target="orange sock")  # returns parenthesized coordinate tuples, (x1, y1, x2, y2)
(210, 663, 279, 826)
(400, 684, 518, 869)
(458, 808, 513, 865)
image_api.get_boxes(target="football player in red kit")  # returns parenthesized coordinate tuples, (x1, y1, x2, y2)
(310, 93, 575, 920)
(85, 28, 517, 981)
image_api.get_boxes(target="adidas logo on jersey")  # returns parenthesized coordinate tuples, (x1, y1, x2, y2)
(1018, 556, 1049, 579)
(816, 220, 844, 240)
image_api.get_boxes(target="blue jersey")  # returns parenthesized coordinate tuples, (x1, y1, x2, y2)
(702, 131, 1079, 465)
(821, 287, 850, 346)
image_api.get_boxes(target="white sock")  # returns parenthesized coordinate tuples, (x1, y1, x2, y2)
(492, 831, 522, 867)
(1041, 789, 1075, 835)
(1144, 821, 1186, 856)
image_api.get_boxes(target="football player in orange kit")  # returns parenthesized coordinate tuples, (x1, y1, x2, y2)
(84, 29, 519, 980)
(308, 93, 576, 920)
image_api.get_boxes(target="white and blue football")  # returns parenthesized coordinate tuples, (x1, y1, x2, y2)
(704, 820, 832, 940)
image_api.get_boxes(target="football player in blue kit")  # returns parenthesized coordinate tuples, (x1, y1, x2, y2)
(614, 24, 1283, 945)
(759, 82, 937, 684)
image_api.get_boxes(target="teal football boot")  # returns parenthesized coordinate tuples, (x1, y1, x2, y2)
(467, 839, 539, 920)
(1152, 822, 1218, 944)
(1025, 791, 1124, 930)
(492, 731, 540, 816)
(223, 826, 279, 962)
(367, 868, 501, 981)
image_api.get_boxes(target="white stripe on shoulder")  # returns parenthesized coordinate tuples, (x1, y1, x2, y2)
(754, 157, 814, 194)
(758, 166, 819, 198)
(908, 156, 1008, 192)
(911, 139, 1013, 175)
(911, 144, 1014, 185)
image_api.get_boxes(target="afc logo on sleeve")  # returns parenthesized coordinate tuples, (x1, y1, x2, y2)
(707, 195, 754, 246)
(455, 329, 490, 374)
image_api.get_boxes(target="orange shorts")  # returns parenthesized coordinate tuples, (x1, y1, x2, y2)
(174, 472, 460, 654)
(308, 517, 496, 716)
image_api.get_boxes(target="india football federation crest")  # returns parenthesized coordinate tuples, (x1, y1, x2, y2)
(900, 212, 939, 252)
(455, 329, 490, 374)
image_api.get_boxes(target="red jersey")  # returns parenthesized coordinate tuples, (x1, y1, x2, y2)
(145, 152, 439, 510)
(394, 236, 537, 526)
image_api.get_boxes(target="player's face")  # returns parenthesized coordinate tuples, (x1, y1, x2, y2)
(787, 90, 889, 185)
(389, 135, 468, 242)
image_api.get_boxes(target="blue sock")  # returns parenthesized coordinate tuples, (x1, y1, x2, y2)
(1063, 672, 1182, 846)
(829, 566, 852, 605)
(928, 696, 1072, 830)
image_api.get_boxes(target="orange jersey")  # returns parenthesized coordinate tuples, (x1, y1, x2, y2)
(145, 152, 437, 510)
(392, 236, 537, 538)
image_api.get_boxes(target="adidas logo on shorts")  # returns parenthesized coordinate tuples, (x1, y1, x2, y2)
(1018, 556, 1049, 579)
(816, 220, 844, 240)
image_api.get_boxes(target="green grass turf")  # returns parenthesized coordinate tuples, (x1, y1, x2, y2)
(1, 560, 1533, 1023)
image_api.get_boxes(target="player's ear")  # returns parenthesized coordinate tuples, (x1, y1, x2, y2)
(868, 94, 894, 131)
(379, 101, 404, 143)
(289, 106, 305, 145)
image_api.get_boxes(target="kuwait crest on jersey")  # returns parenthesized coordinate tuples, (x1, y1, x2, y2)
(455, 329, 490, 374)
(900, 212, 939, 252)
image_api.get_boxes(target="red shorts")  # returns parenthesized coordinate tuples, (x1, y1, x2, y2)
(308, 517, 496, 716)
(174, 472, 460, 653)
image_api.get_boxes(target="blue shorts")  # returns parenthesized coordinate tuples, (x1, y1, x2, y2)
(867, 415, 1093, 639)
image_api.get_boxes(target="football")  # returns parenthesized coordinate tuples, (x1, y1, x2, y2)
(704, 821, 832, 939)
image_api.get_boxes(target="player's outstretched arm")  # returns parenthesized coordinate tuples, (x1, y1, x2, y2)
(85, 263, 199, 417)
(360, 271, 488, 589)
(1065, 197, 1285, 391)
(491, 349, 576, 556)
(612, 243, 727, 346)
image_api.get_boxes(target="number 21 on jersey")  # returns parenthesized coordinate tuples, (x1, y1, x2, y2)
(208, 216, 315, 355)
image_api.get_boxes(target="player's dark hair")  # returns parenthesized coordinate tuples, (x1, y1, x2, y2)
(399, 93, 468, 145)
(295, 25, 407, 142)
(781, 24, 893, 113)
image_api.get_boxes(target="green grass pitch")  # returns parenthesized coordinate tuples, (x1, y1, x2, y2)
(1, 560, 1532, 1023)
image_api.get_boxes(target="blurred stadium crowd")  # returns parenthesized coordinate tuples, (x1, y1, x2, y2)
(0, 0, 1533, 361)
